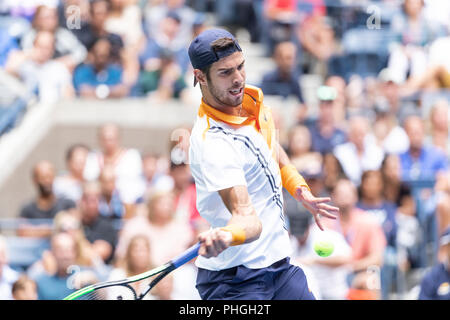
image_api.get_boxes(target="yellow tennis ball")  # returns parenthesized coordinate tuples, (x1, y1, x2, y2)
(313, 239, 334, 257)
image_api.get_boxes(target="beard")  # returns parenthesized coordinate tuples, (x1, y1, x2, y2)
(38, 183, 53, 198)
(207, 79, 244, 108)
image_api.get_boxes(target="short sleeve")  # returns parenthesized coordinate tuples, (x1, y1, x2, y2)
(199, 135, 247, 192)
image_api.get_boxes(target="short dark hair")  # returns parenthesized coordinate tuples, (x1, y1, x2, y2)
(196, 37, 239, 85)
(65, 143, 89, 163)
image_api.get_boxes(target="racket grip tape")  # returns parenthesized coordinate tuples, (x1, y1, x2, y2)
(171, 242, 201, 268)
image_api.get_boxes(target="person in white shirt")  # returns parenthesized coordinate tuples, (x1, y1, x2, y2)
(187, 28, 338, 300)
(84, 123, 145, 205)
(333, 116, 385, 186)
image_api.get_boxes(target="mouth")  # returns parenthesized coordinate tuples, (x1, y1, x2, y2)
(229, 87, 243, 97)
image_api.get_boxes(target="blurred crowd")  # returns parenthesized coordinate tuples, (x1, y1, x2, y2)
(0, 0, 449, 300)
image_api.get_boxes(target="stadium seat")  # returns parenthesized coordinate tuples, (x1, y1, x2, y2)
(6, 236, 50, 272)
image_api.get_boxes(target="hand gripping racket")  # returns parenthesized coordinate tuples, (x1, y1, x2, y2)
(63, 242, 200, 300)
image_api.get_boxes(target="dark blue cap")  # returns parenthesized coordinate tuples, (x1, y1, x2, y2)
(188, 28, 242, 71)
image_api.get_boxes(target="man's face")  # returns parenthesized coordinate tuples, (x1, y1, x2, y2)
(200, 51, 246, 108)
(81, 190, 100, 221)
(33, 162, 55, 197)
(52, 233, 77, 274)
(92, 39, 111, 70)
(99, 125, 120, 154)
(404, 117, 424, 151)
(332, 180, 357, 213)
(274, 43, 296, 75)
(91, 0, 109, 30)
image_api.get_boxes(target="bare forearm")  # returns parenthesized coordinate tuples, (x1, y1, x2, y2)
(219, 186, 262, 243)
(226, 208, 262, 243)
(277, 142, 291, 169)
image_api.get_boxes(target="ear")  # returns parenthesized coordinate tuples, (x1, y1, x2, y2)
(194, 69, 207, 87)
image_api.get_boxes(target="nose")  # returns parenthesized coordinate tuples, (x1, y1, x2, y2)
(233, 68, 244, 86)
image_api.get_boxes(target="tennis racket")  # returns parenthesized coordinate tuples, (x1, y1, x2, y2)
(63, 242, 200, 300)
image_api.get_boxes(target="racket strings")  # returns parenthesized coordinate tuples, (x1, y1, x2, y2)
(75, 276, 158, 300)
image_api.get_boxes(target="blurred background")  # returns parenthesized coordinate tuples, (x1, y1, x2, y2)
(0, 0, 449, 300)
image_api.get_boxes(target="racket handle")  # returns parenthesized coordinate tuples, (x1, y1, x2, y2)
(171, 242, 201, 268)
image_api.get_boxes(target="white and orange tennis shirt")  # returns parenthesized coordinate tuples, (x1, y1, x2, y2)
(189, 85, 292, 271)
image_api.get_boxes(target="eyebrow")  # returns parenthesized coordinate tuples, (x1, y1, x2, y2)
(217, 60, 245, 72)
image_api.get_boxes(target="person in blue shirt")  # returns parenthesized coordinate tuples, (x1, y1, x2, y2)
(419, 227, 450, 300)
(307, 86, 347, 155)
(260, 41, 307, 121)
(73, 37, 129, 99)
(400, 115, 448, 182)
(33, 232, 97, 300)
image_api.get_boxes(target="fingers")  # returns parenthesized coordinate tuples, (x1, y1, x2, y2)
(198, 229, 230, 258)
(314, 213, 324, 231)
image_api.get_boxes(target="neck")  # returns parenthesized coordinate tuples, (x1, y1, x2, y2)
(362, 196, 382, 206)
(37, 194, 55, 209)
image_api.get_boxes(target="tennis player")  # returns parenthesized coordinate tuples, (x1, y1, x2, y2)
(188, 28, 339, 300)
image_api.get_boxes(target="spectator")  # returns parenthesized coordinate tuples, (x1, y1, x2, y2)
(98, 165, 126, 219)
(143, 0, 197, 50)
(418, 227, 450, 300)
(426, 100, 449, 157)
(107, 234, 156, 300)
(321, 152, 347, 194)
(170, 161, 202, 229)
(262, 0, 299, 55)
(0, 235, 19, 300)
(290, 219, 352, 300)
(139, 153, 174, 199)
(260, 41, 307, 122)
(54, 143, 90, 203)
(53, 210, 107, 274)
(72, 0, 121, 59)
(27, 210, 109, 281)
(323, 75, 347, 126)
(401, 35, 450, 93)
(388, 0, 443, 84)
(395, 184, 422, 274)
(73, 37, 130, 99)
(115, 190, 194, 266)
(356, 169, 398, 299)
(84, 123, 145, 205)
(104, 0, 145, 54)
(138, 11, 190, 101)
(307, 86, 347, 155)
(19, 160, 76, 238)
(286, 124, 322, 176)
(296, 1, 336, 75)
(400, 115, 448, 181)
(372, 107, 410, 155)
(5, 30, 74, 103)
(330, 179, 387, 299)
(357, 170, 397, 250)
(21, 5, 87, 71)
(333, 116, 385, 186)
(79, 181, 118, 264)
(32, 232, 97, 300)
(380, 154, 404, 204)
(77, 0, 139, 87)
(11, 275, 38, 300)
(375, 68, 402, 118)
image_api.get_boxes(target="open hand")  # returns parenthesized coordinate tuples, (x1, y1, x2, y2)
(295, 186, 339, 230)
